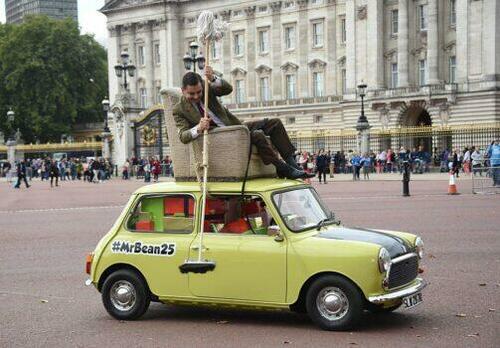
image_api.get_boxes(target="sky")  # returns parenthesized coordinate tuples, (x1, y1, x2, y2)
(0, 0, 108, 47)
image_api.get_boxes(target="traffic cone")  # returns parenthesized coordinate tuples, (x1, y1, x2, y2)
(448, 171, 459, 195)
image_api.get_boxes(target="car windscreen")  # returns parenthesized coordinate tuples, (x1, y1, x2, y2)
(272, 187, 330, 232)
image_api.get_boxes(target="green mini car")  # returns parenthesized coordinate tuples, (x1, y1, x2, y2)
(85, 179, 426, 330)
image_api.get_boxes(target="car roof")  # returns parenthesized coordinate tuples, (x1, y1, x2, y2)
(133, 178, 306, 195)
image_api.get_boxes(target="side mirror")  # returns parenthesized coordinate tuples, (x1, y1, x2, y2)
(268, 225, 284, 242)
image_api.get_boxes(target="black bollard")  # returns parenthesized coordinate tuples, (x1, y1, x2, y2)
(403, 161, 410, 196)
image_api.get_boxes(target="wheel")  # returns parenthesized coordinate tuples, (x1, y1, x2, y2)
(366, 302, 402, 314)
(101, 269, 150, 320)
(306, 275, 363, 331)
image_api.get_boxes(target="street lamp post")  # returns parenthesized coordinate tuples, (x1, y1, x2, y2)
(114, 51, 136, 91)
(356, 83, 371, 155)
(6, 109, 16, 168)
(183, 42, 206, 72)
(101, 98, 111, 160)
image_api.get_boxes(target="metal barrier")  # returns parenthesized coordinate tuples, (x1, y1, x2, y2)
(471, 167, 500, 194)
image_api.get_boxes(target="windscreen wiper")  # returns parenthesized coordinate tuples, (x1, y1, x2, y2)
(315, 217, 336, 231)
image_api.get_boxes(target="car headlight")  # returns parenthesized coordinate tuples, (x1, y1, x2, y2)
(415, 237, 424, 259)
(378, 247, 391, 273)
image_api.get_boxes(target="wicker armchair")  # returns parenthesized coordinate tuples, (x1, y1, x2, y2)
(160, 88, 276, 181)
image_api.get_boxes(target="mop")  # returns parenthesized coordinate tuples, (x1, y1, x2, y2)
(179, 11, 228, 274)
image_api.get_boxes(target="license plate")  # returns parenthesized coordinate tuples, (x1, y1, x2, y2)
(403, 292, 423, 309)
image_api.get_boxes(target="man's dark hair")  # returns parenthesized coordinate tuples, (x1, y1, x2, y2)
(182, 72, 203, 88)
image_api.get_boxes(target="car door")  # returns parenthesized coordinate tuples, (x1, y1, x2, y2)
(188, 195, 287, 303)
(119, 194, 197, 297)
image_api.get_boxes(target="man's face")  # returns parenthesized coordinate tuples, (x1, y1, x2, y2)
(182, 82, 203, 103)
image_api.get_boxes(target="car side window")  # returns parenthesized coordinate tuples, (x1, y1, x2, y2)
(204, 195, 271, 235)
(127, 195, 195, 234)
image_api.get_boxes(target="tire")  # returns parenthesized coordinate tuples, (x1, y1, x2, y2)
(366, 302, 402, 314)
(306, 275, 363, 331)
(101, 269, 150, 320)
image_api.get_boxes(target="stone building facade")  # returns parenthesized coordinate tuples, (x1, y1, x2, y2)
(101, 0, 499, 165)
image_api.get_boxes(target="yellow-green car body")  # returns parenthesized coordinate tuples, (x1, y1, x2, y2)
(86, 179, 426, 330)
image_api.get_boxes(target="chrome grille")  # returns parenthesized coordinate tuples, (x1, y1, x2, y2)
(388, 254, 419, 289)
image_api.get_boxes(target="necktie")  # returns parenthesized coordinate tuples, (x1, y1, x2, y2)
(197, 103, 217, 127)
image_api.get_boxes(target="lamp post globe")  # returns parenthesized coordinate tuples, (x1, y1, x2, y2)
(6, 109, 15, 142)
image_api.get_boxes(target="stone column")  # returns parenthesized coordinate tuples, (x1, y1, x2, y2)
(245, 6, 257, 102)
(6, 139, 16, 171)
(367, 0, 384, 89)
(125, 23, 137, 94)
(482, 0, 499, 80)
(270, 1, 282, 99)
(145, 21, 155, 107)
(427, 0, 440, 84)
(326, 2, 337, 95)
(159, 18, 169, 88)
(456, 0, 468, 83)
(397, 0, 409, 87)
(220, 10, 232, 82)
(297, 0, 309, 97)
(107, 25, 121, 104)
(345, 0, 357, 94)
(164, 13, 181, 87)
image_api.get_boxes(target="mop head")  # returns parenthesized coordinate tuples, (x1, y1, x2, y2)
(196, 10, 228, 43)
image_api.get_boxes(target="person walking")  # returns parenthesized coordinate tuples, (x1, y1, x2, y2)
(14, 160, 30, 189)
(351, 153, 361, 181)
(471, 146, 483, 176)
(49, 160, 59, 187)
(122, 160, 130, 180)
(486, 139, 500, 186)
(462, 147, 471, 175)
(316, 149, 328, 184)
(360, 153, 372, 180)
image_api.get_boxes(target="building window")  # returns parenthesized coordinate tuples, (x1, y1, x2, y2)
(260, 77, 270, 101)
(449, 56, 456, 83)
(233, 33, 244, 56)
(138, 45, 145, 66)
(286, 116, 296, 125)
(391, 10, 398, 35)
(313, 72, 324, 97)
(341, 18, 346, 43)
(211, 41, 221, 59)
(258, 6, 268, 13)
(258, 29, 269, 54)
(284, 26, 295, 50)
(450, 0, 456, 26)
(140, 88, 147, 108)
(418, 59, 427, 86)
(311, 0, 323, 4)
(341, 69, 346, 94)
(235, 80, 245, 103)
(419, 5, 427, 31)
(284, 1, 294, 9)
(233, 10, 242, 17)
(391, 63, 398, 88)
(286, 74, 296, 99)
(154, 44, 160, 65)
(312, 21, 324, 47)
(314, 115, 323, 123)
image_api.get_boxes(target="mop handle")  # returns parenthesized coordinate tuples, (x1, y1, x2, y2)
(197, 39, 211, 262)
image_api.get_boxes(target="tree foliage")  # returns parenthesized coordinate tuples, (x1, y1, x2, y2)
(0, 16, 108, 143)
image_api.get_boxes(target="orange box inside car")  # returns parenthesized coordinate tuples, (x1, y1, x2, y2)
(164, 197, 194, 216)
(135, 220, 154, 231)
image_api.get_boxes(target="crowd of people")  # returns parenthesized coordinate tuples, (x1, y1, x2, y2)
(293, 141, 500, 183)
(2, 139, 499, 187)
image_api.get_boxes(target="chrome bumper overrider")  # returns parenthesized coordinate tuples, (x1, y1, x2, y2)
(368, 278, 427, 304)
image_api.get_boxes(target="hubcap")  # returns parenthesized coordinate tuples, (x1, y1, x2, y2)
(110, 280, 136, 311)
(316, 286, 349, 321)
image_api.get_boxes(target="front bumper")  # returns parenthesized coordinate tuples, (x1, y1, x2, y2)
(368, 278, 427, 304)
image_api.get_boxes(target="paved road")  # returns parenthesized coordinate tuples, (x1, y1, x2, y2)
(0, 178, 498, 347)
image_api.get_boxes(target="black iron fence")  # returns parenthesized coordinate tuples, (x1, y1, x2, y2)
(289, 123, 500, 156)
